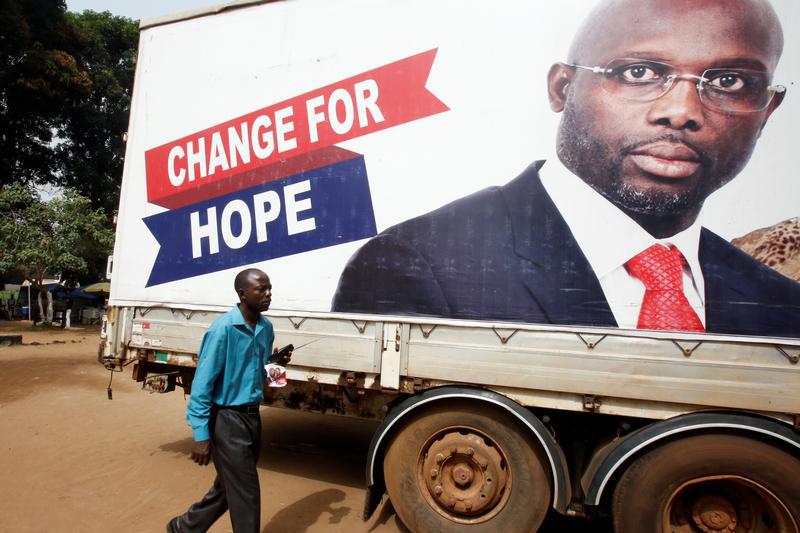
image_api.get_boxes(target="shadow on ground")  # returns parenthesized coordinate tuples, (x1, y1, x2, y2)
(261, 488, 351, 533)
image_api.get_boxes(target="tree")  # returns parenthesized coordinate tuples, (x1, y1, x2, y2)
(0, 182, 114, 286)
(0, 1, 90, 186)
(55, 10, 138, 211)
(0, 1, 137, 211)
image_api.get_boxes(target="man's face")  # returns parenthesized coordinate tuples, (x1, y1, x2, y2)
(551, 0, 783, 221)
(239, 271, 272, 313)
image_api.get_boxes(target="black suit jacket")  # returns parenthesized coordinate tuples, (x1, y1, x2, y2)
(332, 162, 800, 338)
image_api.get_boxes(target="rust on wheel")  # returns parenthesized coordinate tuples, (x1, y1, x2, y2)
(613, 434, 800, 533)
(384, 402, 551, 532)
(663, 476, 799, 533)
(416, 428, 511, 524)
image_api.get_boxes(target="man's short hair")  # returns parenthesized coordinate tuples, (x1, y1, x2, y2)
(234, 268, 263, 293)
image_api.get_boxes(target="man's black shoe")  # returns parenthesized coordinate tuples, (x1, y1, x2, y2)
(166, 517, 180, 533)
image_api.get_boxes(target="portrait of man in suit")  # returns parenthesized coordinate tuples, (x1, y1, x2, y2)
(332, 0, 800, 338)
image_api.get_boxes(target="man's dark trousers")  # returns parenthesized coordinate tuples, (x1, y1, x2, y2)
(172, 406, 261, 533)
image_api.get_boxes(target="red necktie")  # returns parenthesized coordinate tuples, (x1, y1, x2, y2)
(625, 244, 704, 332)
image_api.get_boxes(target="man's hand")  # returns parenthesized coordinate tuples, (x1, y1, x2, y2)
(272, 345, 293, 366)
(191, 440, 212, 465)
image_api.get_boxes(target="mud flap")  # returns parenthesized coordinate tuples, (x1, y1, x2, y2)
(363, 484, 384, 521)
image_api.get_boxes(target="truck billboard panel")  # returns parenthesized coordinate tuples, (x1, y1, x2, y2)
(112, 0, 800, 338)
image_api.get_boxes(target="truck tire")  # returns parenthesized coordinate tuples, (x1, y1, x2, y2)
(383, 401, 551, 533)
(612, 433, 800, 533)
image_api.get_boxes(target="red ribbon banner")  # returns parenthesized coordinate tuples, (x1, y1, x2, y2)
(144, 49, 449, 209)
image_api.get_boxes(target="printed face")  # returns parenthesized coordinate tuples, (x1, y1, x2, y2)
(239, 271, 272, 312)
(552, 0, 784, 224)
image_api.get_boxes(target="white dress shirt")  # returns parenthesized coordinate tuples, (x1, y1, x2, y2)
(538, 156, 706, 329)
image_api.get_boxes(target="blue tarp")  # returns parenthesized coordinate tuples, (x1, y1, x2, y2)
(16, 283, 62, 306)
(55, 287, 104, 301)
(18, 284, 104, 305)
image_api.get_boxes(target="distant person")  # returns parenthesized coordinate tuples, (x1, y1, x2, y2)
(168, 268, 291, 533)
(60, 297, 72, 329)
(333, 0, 800, 338)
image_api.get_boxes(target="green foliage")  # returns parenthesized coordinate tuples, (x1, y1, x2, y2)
(0, 0, 88, 185)
(0, 183, 114, 285)
(56, 10, 139, 211)
(0, 1, 138, 211)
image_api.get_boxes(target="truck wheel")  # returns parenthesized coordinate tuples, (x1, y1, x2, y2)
(383, 401, 551, 533)
(612, 433, 800, 533)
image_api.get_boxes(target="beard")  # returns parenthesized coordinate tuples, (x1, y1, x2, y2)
(556, 104, 718, 217)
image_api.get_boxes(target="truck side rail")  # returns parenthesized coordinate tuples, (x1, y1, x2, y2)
(105, 305, 800, 420)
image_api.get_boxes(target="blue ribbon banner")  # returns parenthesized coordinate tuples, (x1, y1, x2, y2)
(144, 155, 376, 286)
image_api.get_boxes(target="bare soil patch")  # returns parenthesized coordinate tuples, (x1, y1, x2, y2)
(0, 320, 608, 532)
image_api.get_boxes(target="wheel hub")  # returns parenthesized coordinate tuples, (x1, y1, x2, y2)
(665, 476, 798, 533)
(420, 430, 509, 521)
(691, 495, 737, 532)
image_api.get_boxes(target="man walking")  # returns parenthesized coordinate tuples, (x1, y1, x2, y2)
(168, 268, 290, 533)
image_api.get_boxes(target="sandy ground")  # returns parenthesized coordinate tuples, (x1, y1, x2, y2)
(0, 321, 610, 533)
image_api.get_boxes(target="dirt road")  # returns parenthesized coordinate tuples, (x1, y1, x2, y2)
(0, 321, 611, 532)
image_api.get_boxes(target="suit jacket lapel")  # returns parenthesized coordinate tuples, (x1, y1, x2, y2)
(501, 162, 617, 327)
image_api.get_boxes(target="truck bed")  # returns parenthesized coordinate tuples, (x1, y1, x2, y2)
(104, 304, 800, 422)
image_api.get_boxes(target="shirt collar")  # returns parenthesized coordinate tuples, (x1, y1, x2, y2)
(231, 304, 267, 333)
(539, 155, 705, 298)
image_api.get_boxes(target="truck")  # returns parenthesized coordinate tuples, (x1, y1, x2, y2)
(100, 1, 800, 531)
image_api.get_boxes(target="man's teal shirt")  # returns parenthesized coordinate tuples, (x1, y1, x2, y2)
(186, 305, 274, 441)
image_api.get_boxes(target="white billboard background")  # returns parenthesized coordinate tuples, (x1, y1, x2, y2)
(111, 0, 800, 311)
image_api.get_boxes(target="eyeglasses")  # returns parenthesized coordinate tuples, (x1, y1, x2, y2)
(568, 58, 786, 113)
